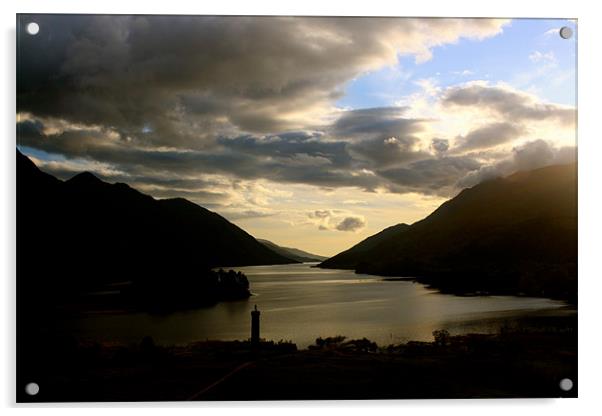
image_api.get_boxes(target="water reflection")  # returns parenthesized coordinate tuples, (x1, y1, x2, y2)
(60, 263, 570, 347)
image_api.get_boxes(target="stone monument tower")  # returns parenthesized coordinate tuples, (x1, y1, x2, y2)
(251, 304, 260, 345)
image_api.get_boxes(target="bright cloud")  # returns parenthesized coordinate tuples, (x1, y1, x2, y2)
(17, 16, 576, 256)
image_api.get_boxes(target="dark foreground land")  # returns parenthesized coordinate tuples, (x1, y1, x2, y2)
(17, 314, 576, 402)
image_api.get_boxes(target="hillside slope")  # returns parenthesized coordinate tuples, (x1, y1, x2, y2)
(257, 239, 327, 262)
(320, 164, 577, 300)
(17, 149, 295, 309)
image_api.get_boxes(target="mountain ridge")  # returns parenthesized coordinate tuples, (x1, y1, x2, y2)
(319, 163, 577, 301)
(17, 149, 297, 310)
(257, 239, 328, 262)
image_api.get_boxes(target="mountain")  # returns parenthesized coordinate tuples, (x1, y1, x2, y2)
(16, 150, 296, 310)
(320, 164, 577, 301)
(257, 239, 328, 262)
(315, 223, 409, 268)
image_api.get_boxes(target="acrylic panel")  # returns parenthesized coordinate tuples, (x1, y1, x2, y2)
(16, 14, 577, 402)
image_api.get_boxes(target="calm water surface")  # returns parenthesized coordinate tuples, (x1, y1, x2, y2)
(62, 263, 571, 348)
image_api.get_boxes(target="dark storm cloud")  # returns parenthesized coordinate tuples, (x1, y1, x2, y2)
(18, 15, 508, 147)
(18, 119, 382, 191)
(330, 107, 430, 166)
(20, 113, 535, 198)
(378, 156, 482, 194)
(350, 136, 429, 167)
(17, 120, 259, 178)
(17, 15, 524, 199)
(16, 119, 44, 137)
(335, 216, 366, 232)
(442, 84, 575, 126)
(330, 107, 422, 139)
(217, 132, 352, 167)
(454, 122, 526, 152)
(17, 119, 131, 165)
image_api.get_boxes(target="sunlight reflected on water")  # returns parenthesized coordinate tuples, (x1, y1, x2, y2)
(60, 263, 571, 348)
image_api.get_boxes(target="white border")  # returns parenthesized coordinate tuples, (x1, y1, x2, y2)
(2, 1, 601, 414)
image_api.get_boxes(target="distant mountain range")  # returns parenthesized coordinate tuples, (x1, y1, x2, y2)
(257, 239, 327, 262)
(320, 163, 577, 301)
(17, 150, 296, 310)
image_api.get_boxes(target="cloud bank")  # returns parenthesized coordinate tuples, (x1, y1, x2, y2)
(17, 15, 575, 221)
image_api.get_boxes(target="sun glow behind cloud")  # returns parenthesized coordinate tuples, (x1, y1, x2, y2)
(17, 16, 576, 256)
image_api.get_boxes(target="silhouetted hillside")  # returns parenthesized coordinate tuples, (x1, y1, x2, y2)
(16, 149, 295, 311)
(320, 164, 577, 301)
(257, 239, 327, 262)
(317, 223, 409, 269)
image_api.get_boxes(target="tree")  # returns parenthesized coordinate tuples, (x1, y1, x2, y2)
(433, 329, 450, 347)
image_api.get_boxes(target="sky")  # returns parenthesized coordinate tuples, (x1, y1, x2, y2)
(16, 16, 577, 256)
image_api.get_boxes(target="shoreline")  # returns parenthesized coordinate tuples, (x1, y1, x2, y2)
(18, 313, 577, 402)
(316, 263, 577, 304)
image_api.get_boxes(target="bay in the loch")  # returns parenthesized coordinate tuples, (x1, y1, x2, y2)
(59, 263, 572, 348)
